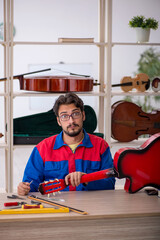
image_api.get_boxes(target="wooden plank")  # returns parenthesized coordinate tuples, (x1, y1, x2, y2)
(0, 216, 160, 240)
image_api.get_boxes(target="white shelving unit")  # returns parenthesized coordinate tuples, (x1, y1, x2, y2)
(0, 0, 160, 192)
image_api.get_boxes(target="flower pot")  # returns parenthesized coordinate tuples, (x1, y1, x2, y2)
(135, 28, 150, 43)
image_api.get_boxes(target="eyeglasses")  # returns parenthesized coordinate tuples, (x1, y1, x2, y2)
(59, 111, 82, 121)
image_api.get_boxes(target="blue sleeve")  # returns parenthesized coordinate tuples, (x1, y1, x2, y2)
(84, 147, 116, 190)
(22, 147, 44, 192)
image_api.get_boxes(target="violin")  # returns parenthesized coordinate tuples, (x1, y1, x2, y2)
(152, 77, 160, 92)
(111, 100, 160, 142)
(39, 133, 160, 194)
(0, 69, 99, 92)
(0, 133, 3, 138)
(112, 73, 150, 92)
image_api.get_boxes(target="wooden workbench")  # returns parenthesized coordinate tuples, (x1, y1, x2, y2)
(0, 190, 160, 240)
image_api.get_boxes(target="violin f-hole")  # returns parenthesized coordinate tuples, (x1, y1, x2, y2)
(138, 111, 150, 120)
(136, 128, 149, 135)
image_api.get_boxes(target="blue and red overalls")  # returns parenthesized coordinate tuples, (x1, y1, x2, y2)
(23, 129, 115, 191)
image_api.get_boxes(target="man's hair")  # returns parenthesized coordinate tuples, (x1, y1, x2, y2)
(53, 92, 84, 116)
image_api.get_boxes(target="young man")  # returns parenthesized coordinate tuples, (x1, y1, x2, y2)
(17, 93, 115, 195)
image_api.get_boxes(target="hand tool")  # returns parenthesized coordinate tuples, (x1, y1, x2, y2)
(0, 207, 69, 214)
(22, 204, 43, 209)
(4, 201, 27, 207)
(7, 194, 25, 200)
(28, 195, 88, 215)
(31, 200, 42, 205)
(3, 204, 43, 210)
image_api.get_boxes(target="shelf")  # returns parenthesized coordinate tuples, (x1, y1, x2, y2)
(0, 41, 6, 46)
(13, 90, 160, 98)
(111, 91, 160, 96)
(13, 145, 35, 149)
(112, 42, 160, 46)
(12, 91, 106, 97)
(0, 143, 7, 148)
(110, 138, 148, 148)
(2, 40, 160, 47)
(12, 41, 107, 47)
(0, 93, 8, 97)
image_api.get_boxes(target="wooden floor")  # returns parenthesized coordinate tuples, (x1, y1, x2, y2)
(0, 190, 160, 240)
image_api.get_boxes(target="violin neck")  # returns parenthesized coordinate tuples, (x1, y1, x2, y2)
(112, 82, 132, 87)
(112, 80, 149, 88)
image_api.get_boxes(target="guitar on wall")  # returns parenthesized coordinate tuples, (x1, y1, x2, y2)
(38, 132, 160, 195)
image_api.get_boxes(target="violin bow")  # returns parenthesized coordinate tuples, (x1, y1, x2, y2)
(0, 68, 51, 81)
(51, 68, 90, 78)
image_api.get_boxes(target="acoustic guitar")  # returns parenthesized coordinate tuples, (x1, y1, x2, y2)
(38, 133, 160, 194)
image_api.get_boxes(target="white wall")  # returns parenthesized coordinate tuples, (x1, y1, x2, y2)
(0, 0, 160, 191)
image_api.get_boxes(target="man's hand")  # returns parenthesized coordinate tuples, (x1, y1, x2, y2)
(17, 182, 31, 196)
(65, 171, 86, 187)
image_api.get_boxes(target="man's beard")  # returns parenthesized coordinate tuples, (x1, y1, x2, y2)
(63, 123, 82, 137)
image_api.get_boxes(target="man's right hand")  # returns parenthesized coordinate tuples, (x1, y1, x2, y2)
(17, 182, 31, 196)
(65, 171, 87, 187)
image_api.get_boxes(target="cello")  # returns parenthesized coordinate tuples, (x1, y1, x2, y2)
(38, 133, 160, 194)
(0, 69, 99, 92)
(22, 75, 97, 92)
(111, 100, 160, 142)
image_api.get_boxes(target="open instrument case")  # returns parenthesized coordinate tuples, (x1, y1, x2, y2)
(13, 105, 103, 145)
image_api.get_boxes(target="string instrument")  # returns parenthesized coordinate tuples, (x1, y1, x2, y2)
(0, 133, 3, 138)
(152, 77, 160, 92)
(21, 75, 99, 92)
(112, 73, 150, 92)
(111, 100, 160, 142)
(38, 133, 160, 194)
(0, 69, 99, 92)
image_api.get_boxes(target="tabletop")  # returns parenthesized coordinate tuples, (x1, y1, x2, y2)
(0, 189, 160, 222)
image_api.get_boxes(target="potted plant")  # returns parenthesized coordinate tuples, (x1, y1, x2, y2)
(129, 15, 158, 42)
